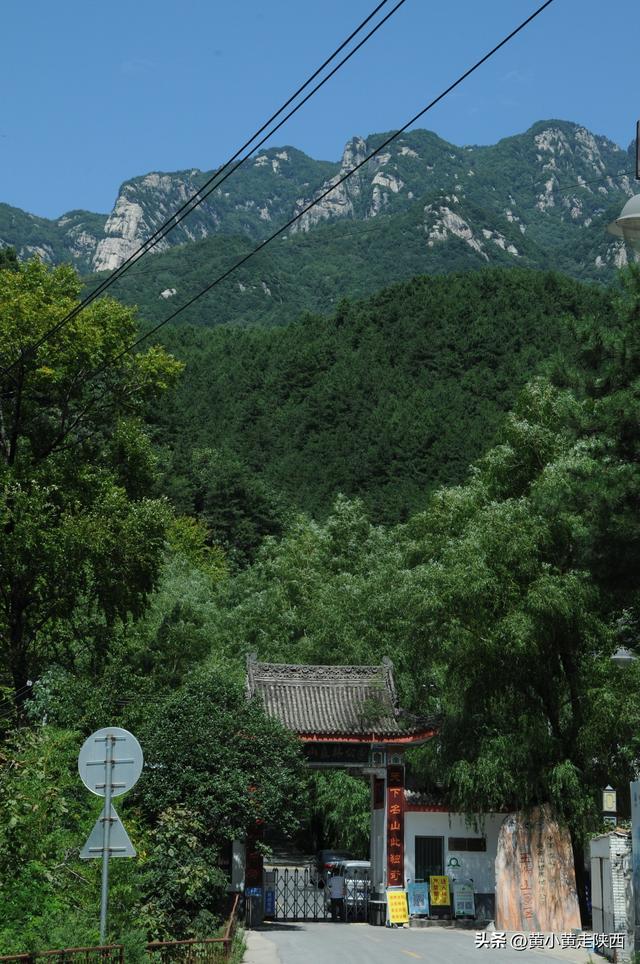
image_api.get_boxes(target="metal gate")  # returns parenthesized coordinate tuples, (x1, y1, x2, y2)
(264, 868, 369, 922)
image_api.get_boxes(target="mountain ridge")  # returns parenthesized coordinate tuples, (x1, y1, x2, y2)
(1, 120, 637, 284)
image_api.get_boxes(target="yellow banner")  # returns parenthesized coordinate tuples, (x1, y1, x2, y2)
(386, 889, 409, 924)
(430, 875, 451, 906)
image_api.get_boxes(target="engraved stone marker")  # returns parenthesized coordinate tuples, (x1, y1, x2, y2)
(495, 805, 580, 931)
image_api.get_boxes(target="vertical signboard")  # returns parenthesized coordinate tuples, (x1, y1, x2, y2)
(430, 875, 451, 907)
(386, 889, 409, 924)
(631, 781, 640, 945)
(245, 821, 264, 890)
(386, 764, 405, 888)
(408, 881, 430, 915)
(452, 877, 475, 917)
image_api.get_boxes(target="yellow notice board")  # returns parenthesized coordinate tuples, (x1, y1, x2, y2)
(386, 889, 409, 924)
(430, 875, 451, 906)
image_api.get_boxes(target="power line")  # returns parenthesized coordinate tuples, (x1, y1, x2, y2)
(0, 0, 404, 378)
(80, 0, 408, 296)
(110, 0, 557, 361)
(532, 169, 635, 191)
(0, 681, 33, 710)
(5, 0, 556, 453)
(0, 683, 34, 722)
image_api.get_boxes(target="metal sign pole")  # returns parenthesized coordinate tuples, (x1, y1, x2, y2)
(78, 726, 143, 941)
(99, 734, 114, 943)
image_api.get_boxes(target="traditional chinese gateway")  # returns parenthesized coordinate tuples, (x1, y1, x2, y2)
(242, 656, 582, 929)
(245, 655, 437, 897)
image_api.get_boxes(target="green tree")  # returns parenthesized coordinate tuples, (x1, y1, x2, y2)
(402, 363, 640, 918)
(208, 495, 402, 668)
(136, 666, 305, 935)
(139, 807, 227, 940)
(138, 666, 304, 839)
(150, 267, 609, 524)
(0, 247, 19, 272)
(0, 260, 182, 704)
(310, 770, 370, 856)
(186, 447, 287, 566)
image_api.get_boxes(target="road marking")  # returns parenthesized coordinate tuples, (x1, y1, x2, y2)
(400, 952, 421, 959)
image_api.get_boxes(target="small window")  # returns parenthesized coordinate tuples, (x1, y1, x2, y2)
(448, 837, 486, 852)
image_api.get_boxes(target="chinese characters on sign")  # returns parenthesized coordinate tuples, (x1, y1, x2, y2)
(519, 850, 534, 924)
(429, 875, 451, 907)
(452, 878, 475, 917)
(474, 932, 625, 951)
(494, 806, 580, 931)
(386, 764, 405, 887)
(386, 889, 409, 924)
(408, 882, 430, 916)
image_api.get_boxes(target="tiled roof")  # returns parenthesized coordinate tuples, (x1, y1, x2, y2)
(246, 655, 434, 739)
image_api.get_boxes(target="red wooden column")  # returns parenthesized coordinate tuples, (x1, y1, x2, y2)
(245, 820, 264, 890)
(386, 764, 405, 888)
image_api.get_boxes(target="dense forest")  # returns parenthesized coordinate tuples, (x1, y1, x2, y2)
(149, 267, 611, 529)
(1, 253, 639, 948)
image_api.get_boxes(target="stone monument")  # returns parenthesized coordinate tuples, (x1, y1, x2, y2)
(495, 805, 581, 931)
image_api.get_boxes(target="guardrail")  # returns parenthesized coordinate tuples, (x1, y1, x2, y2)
(146, 939, 227, 964)
(0, 895, 241, 964)
(0, 945, 124, 964)
(147, 893, 241, 962)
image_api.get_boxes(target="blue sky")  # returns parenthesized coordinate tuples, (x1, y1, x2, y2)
(2, 0, 637, 219)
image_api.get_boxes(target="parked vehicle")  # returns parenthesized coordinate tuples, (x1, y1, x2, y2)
(334, 860, 371, 920)
(313, 849, 353, 886)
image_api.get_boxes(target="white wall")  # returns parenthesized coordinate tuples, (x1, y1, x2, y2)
(404, 812, 504, 894)
(231, 839, 245, 891)
(370, 806, 385, 893)
(590, 832, 633, 953)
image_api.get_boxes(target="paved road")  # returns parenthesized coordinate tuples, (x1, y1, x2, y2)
(245, 922, 599, 964)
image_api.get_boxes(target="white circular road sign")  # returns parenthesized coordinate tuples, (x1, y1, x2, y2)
(78, 727, 143, 797)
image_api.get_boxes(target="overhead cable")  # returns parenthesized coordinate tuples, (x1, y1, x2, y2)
(110, 0, 558, 361)
(532, 169, 635, 191)
(0, 0, 405, 377)
(8, 0, 557, 446)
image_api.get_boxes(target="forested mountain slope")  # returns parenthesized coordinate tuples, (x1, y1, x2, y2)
(2, 121, 637, 286)
(2, 255, 639, 952)
(0, 204, 108, 271)
(150, 267, 612, 527)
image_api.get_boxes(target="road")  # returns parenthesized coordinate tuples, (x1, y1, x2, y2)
(244, 922, 601, 964)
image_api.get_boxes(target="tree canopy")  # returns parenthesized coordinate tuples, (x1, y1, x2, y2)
(2, 258, 639, 945)
(0, 260, 182, 699)
(149, 268, 611, 524)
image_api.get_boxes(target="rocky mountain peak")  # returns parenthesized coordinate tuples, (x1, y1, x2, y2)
(1, 120, 637, 280)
